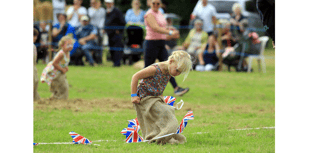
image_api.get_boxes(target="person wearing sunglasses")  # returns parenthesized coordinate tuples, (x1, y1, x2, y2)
(144, 0, 190, 96)
(146, 0, 164, 14)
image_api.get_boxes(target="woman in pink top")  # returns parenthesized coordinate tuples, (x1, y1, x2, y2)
(144, 0, 189, 96)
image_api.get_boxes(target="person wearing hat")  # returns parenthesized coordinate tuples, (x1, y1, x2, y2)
(104, 0, 126, 67)
(75, 15, 98, 66)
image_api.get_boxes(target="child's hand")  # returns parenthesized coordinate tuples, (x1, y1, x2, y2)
(62, 67, 68, 74)
(131, 96, 140, 104)
(64, 67, 69, 72)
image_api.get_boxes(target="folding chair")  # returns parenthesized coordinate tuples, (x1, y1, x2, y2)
(247, 36, 269, 73)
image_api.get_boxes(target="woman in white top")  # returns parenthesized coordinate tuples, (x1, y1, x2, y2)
(66, 0, 87, 27)
(52, 0, 66, 24)
(88, 0, 106, 30)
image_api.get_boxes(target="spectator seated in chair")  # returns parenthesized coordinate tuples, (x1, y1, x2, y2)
(222, 30, 260, 72)
(196, 35, 220, 72)
(230, 3, 248, 37)
(75, 15, 98, 66)
(179, 19, 208, 67)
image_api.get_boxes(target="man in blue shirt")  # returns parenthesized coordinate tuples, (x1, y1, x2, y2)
(75, 15, 98, 66)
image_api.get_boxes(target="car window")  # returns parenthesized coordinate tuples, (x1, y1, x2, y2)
(208, 1, 236, 13)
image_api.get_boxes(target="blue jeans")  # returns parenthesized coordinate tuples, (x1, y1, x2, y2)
(81, 42, 96, 65)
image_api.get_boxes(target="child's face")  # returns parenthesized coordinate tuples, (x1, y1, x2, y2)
(63, 40, 73, 52)
(169, 61, 182, 77)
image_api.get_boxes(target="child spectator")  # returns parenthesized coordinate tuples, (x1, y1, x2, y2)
(40, 35, 75, 100)
(33, 28, 40, 101)
(131, 51, 192, 144)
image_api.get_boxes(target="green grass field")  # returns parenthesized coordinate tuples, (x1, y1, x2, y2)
(34, 49, 275, 153)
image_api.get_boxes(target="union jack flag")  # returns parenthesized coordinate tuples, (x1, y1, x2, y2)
(125, 127, 144, 143)
(164, 96, 176, 106)
(33, 143, 38, 146)
(128, 118, 140, 131)
(69, 131, 92, 145)
(121, 118, 144, 143)
(121, 127, 133, 138)
(176, 111, 194, 134)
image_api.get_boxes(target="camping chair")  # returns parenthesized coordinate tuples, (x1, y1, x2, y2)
(247, 36, 269, 73)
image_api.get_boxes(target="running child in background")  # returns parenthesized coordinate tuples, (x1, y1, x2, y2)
(40, 35, 74, 100)
(130, 51, 192, 144)
(33, 28, 40, 101)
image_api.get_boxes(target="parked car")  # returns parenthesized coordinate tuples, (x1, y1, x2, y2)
(192, 0, 264, 35)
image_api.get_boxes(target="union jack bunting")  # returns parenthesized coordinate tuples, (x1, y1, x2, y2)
(164, 96, 176, 106)
(125, 127, 144, 143)
(121, 118, 144, 143)
(33, 143, 38, 146)
(121, 127, 132, 138)
(69, 131, 92, 145)
(176, 111, 194, 134)
(128, 118, 140, 131)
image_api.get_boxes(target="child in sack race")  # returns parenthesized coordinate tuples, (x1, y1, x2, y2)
(40, 35, 74, 100)
(131, 50, 192, 144)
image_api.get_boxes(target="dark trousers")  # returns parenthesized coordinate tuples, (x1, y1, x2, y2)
(144, 40, 178, 89)
(108, 33, 124, 66)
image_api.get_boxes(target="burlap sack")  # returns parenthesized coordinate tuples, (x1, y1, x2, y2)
(50, 73, 69, 100)
(33, 66, 40, 101)
(134, 96, 186, 145)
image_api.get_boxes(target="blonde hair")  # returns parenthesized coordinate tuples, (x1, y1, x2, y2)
(232, 3, 242, 14)
(168, 50, 192, 81)
(58, 35, 75, 50)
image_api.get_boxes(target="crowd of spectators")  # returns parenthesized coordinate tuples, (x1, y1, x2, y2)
(34, 0, 264, 71)
(185, 0, 263, 72)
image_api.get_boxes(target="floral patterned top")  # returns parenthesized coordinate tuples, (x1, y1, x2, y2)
(40, 50, 70, 86)
(137, 64, 171, 98)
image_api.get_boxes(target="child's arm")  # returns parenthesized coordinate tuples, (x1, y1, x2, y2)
(131, 66, 157, 103)
(52, 52, 67, 74)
